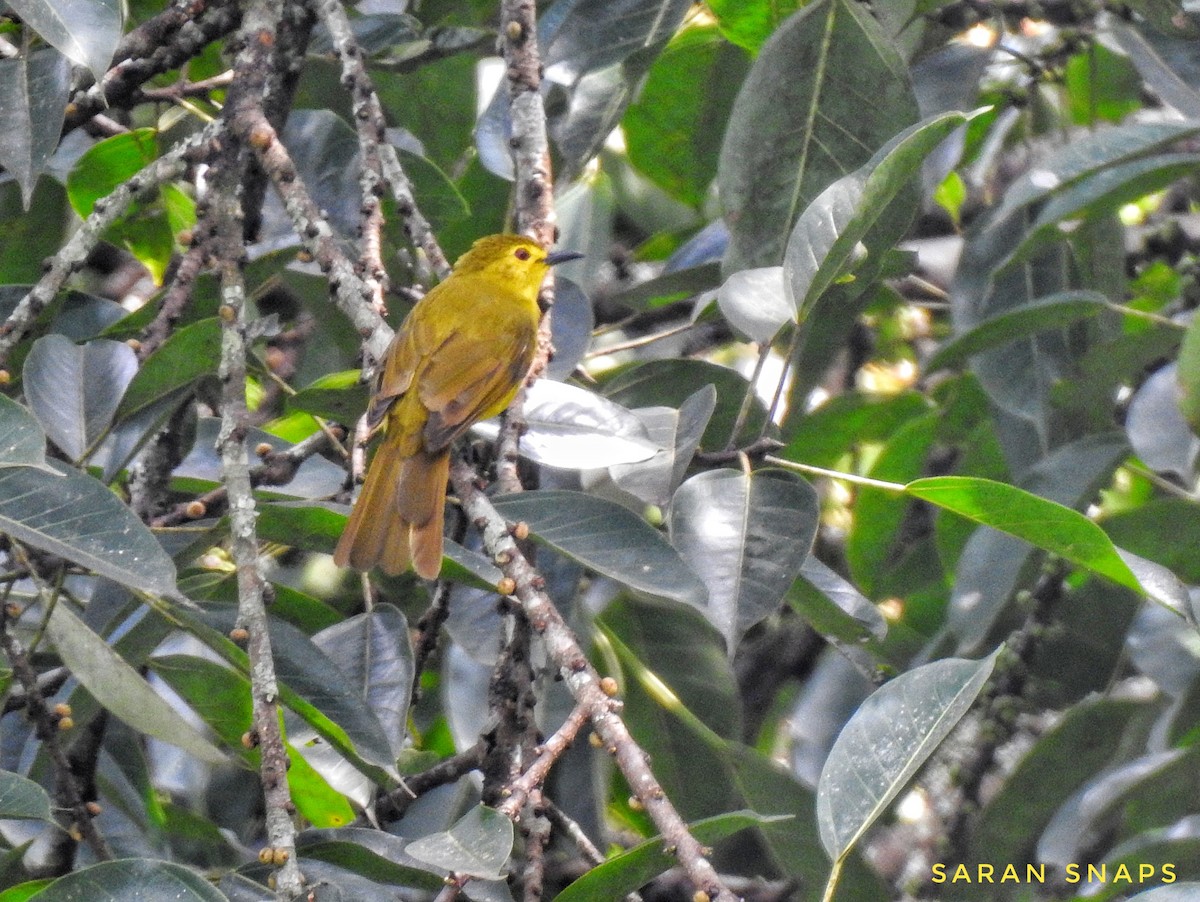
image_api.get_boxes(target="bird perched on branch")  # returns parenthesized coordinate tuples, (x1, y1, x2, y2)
(334, 233, 581, 579)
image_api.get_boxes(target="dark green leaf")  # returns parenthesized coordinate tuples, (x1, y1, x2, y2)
(0, 461, 177, 596)
(7, 0, 122, 82)
(312, 605, 413, 758)
(0, 394, 49, 469)
(23, 858, 227, 902)
(605, 261, 722, 311)
(785, 112, 967, 316)
(791, 556, 887, 645)
(990, 120, 1200, 224)
(555, 811, 784, 902)
(603, 358, 767, 449)
(296, 829, 445, 892)
(23, 335, 137, 461)
(45, 602, 227, 764)
(969, 697, 1152, 865)
(1178, 309, 1200, 434)
(405, 805, 513, 880)
(0, 771, 53, 823)
(718, 0, 919, 271)
(0, 48, 70, 207)
(491, 490, 707, 606)
(117, 318, 221, 421)
(287, 370, 369, 424)
(926, 291, 1111, 372)
(669, 469, 818, 650)
(817, 650, 1000, 860)
(611, 385, 716, 508)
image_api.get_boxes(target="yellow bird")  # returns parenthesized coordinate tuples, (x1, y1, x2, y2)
(334, 234, 581, 579)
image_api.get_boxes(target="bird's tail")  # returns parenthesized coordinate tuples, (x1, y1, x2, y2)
(333, 439, 448, 579)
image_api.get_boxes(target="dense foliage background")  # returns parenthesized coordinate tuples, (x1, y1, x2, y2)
(2, 0, 1200, 900)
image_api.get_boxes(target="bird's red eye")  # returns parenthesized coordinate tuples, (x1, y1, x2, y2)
(514, 247, 531, 261)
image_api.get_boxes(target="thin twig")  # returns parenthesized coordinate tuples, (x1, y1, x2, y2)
(498, 704, 589, 819)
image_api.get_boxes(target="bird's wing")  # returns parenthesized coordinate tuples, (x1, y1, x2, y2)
(418, 323, 535, 451)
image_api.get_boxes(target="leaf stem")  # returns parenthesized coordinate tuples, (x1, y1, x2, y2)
(764, 455, 907, 493)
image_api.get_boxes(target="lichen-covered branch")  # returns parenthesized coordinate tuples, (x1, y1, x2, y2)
(449, 459, 739, 902)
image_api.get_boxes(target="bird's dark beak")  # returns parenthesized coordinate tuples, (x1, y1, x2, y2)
(546, 250, 584, 266)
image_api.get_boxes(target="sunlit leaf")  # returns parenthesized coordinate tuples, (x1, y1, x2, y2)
(817, 650, 1000, 860)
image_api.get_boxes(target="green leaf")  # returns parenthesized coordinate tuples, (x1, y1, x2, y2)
(556, 811, 785, 902)
(706, 0, 804, 52)
(22, 335, 137, 461)
(926, 291, 1112, 373)
(295, 829, 446, 892)
(405, 805, 513, 881)
(623, 25, 749, 206)
(0, 394, 49, 469)
(611, 384, 716, 508)
(817, 649, 1000, 860)
(603, 358, 767, 449)
(0, 771, 54, 823)
(718, 0, 919, 271)
(785, 111, 967, 316)
(0, 461, 177, 596)
(990, 120, 1200, 224)
(492, 490, 708, 607)
(150, 654, 252, 752)
(287, 370, 369, 424)
(24, 858, 226, 902)
(0, 879, 53, 902)
(0, 48, 71, 208)
(790, 556, 887, 646)
(117, 318, 222, 421)
(907, 476, 1187, 611)
(66, 129, 158, 219)
(6, 0, 122, 83)
(1178, 310, 1200, 434)
(668, 469, 819, 651)
(781, 390, 931, 467)
(605, 261, 722, 311)
(312, 605, 413, 758)
(45, 602, 227, 765)
(284, 742, 356, 829)
(716, 266, 791, 342)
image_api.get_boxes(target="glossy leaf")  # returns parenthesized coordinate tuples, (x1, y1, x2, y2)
(603, 358, 768, 449)
(0, 48, 71, 207)
(23, 335, 137, 461)
(716, 265, 791, 342)
(556, 811, 783, 901)
(191, 603, 399, 779)
(46, 602, 226, 764)
(990, 120, 1200, 224)
(491, 490, 707, 606)
(926, 291, 1111, 373)
(471, 379, 662, 468)
(909, 475, 1187, 610)
(406, 805, 512, 880)
(0, 461, 177, 596)
(7, 0, 122, 82)
(0, 771, 53, 823)
(23, 858, 226, 902)
(669, 469, 818, 651)
(817, 650, 999, 860)
(312, 605, 413, 758)
(545, 276, 593, 380)
(0, 394, 49, 469)
(791, 556, 887, 645)
(785, 111, 967, 316)
(296, 829, 446, 893)
(610, 385, 716, 507)
(286, 369, 369, 424)
(718, 0, 919, 271)
(117, 318, 221, 421)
